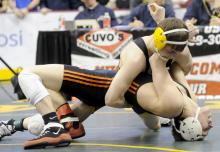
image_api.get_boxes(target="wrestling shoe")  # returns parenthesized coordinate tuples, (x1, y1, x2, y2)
(23, 122, 72, 149)
(0, 119, 16, 140)
(160, 117, 171, 127)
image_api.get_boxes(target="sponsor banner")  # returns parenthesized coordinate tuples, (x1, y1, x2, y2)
(71, 54, 119, 70)
(188, 80, 220, 95)
(0, 11, 129, 68)
(186, 54, 220, 99)
(187, 54, 220, 81)
(77, 29, 133, 59)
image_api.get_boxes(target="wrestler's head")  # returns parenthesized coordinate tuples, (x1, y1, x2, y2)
(81, 0, 97, 8)
(153, 18, 189, 59)
(172, 106, 213, 141)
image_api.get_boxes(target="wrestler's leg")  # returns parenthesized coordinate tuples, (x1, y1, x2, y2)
(0, 100, 96, 139)
(69, 100, 96, 122)
(18, 64, 72, 149)
(20, 64, 65, 114)
(138, 113, 161, 130)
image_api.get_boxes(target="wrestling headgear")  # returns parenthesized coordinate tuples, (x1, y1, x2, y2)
(172, 107, 204, 141)
(153, 27, 189, 51)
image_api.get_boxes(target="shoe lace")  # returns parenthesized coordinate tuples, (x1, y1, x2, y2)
(0, 120, 15, 137)
(38, 123, 63, 137)
(39, 128, 50, 137)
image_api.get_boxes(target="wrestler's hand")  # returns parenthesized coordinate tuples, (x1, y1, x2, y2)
(129, 17, 144, 28)
(185, 18, 199, 43)
(209, 16, 220, 26)
(13, 8, 25, 18)
(20, 8, 29, 17)
(40, 7, 52, 15)
(149, 53, 167, 66)
(148, 2, 165, 24)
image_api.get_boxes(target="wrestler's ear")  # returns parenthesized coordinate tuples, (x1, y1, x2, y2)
(153, 27, 167, 51)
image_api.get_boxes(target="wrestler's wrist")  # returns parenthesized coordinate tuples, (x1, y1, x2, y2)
(149, 53, 165, 63)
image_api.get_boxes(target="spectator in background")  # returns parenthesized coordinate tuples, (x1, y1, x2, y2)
(172, 0, 192, 8)
(0, 0, 8, 13)
(120, 0, 175, 28)
(75, 0, 118, 28)
(40, 0, 84, 15)
(9, 0, 40, 18)
(183, 0, 220, 26)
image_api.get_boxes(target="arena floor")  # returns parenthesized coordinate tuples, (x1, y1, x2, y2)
(0, 81, 220, 152)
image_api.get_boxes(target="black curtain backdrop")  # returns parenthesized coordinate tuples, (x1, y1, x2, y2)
(36, 31, 72, 65)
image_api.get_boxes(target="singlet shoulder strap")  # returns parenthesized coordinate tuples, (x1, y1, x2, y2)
(133, 37, 150, 71)
(133, 37, 149, 58)
(176, 82, 192, 99)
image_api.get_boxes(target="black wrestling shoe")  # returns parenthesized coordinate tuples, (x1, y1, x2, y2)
(23, 122, 72, 149)
(160, 117, 171, 127)
(0, 119, 16, 140)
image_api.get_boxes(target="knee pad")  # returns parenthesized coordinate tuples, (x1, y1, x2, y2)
(18, 71, 49, 105)
(28, 113, 44, 136)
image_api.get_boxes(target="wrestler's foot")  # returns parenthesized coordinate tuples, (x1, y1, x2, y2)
(160, 117, 171, 127)
(23, 122, 71, 149)
(0, 119, 16, 140)
(63, 121, 85, 139)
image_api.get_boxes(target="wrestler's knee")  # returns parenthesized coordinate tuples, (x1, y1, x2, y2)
(139, 113, 161, 131)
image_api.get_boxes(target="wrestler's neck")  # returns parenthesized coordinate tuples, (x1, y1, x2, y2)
(143, 35, 157, 56)
(180, 95, 199, 119)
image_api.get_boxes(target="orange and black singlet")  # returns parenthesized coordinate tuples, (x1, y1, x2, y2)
(60, 65, 152, 112)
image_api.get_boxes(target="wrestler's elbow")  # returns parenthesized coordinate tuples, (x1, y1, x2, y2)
(182, 64, 192, 75)
(182, 58, 192, 75)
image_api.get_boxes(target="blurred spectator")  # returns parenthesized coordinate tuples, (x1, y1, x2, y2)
(75, 0, 118, 27)
(105, 0, 117, 9)
(130, 0, 172, 9)
(172, 0, 192, 8)
(40, 0, 84, 14)
(183, 0, 220, 26)
(9, 0, 40, 18)
(121, 0, 175, 28)
(0, 0, 8, 13)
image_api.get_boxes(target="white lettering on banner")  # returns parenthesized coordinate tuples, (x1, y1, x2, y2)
(189, 34, 220, 46)
(188, 26, 220, 46)
(197, 95, 220, 100)
(190, 83, 207, 95)
(0, 30, 23, 47)
(77, 29, 132, 59)
(204, 26, 220, 34)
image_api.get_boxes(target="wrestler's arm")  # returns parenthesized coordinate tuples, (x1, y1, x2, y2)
(174, 46, 192, 75)
(170, 62, 197, 101)
(148, 53, 183, 117)
(105, 43, 146, 108)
